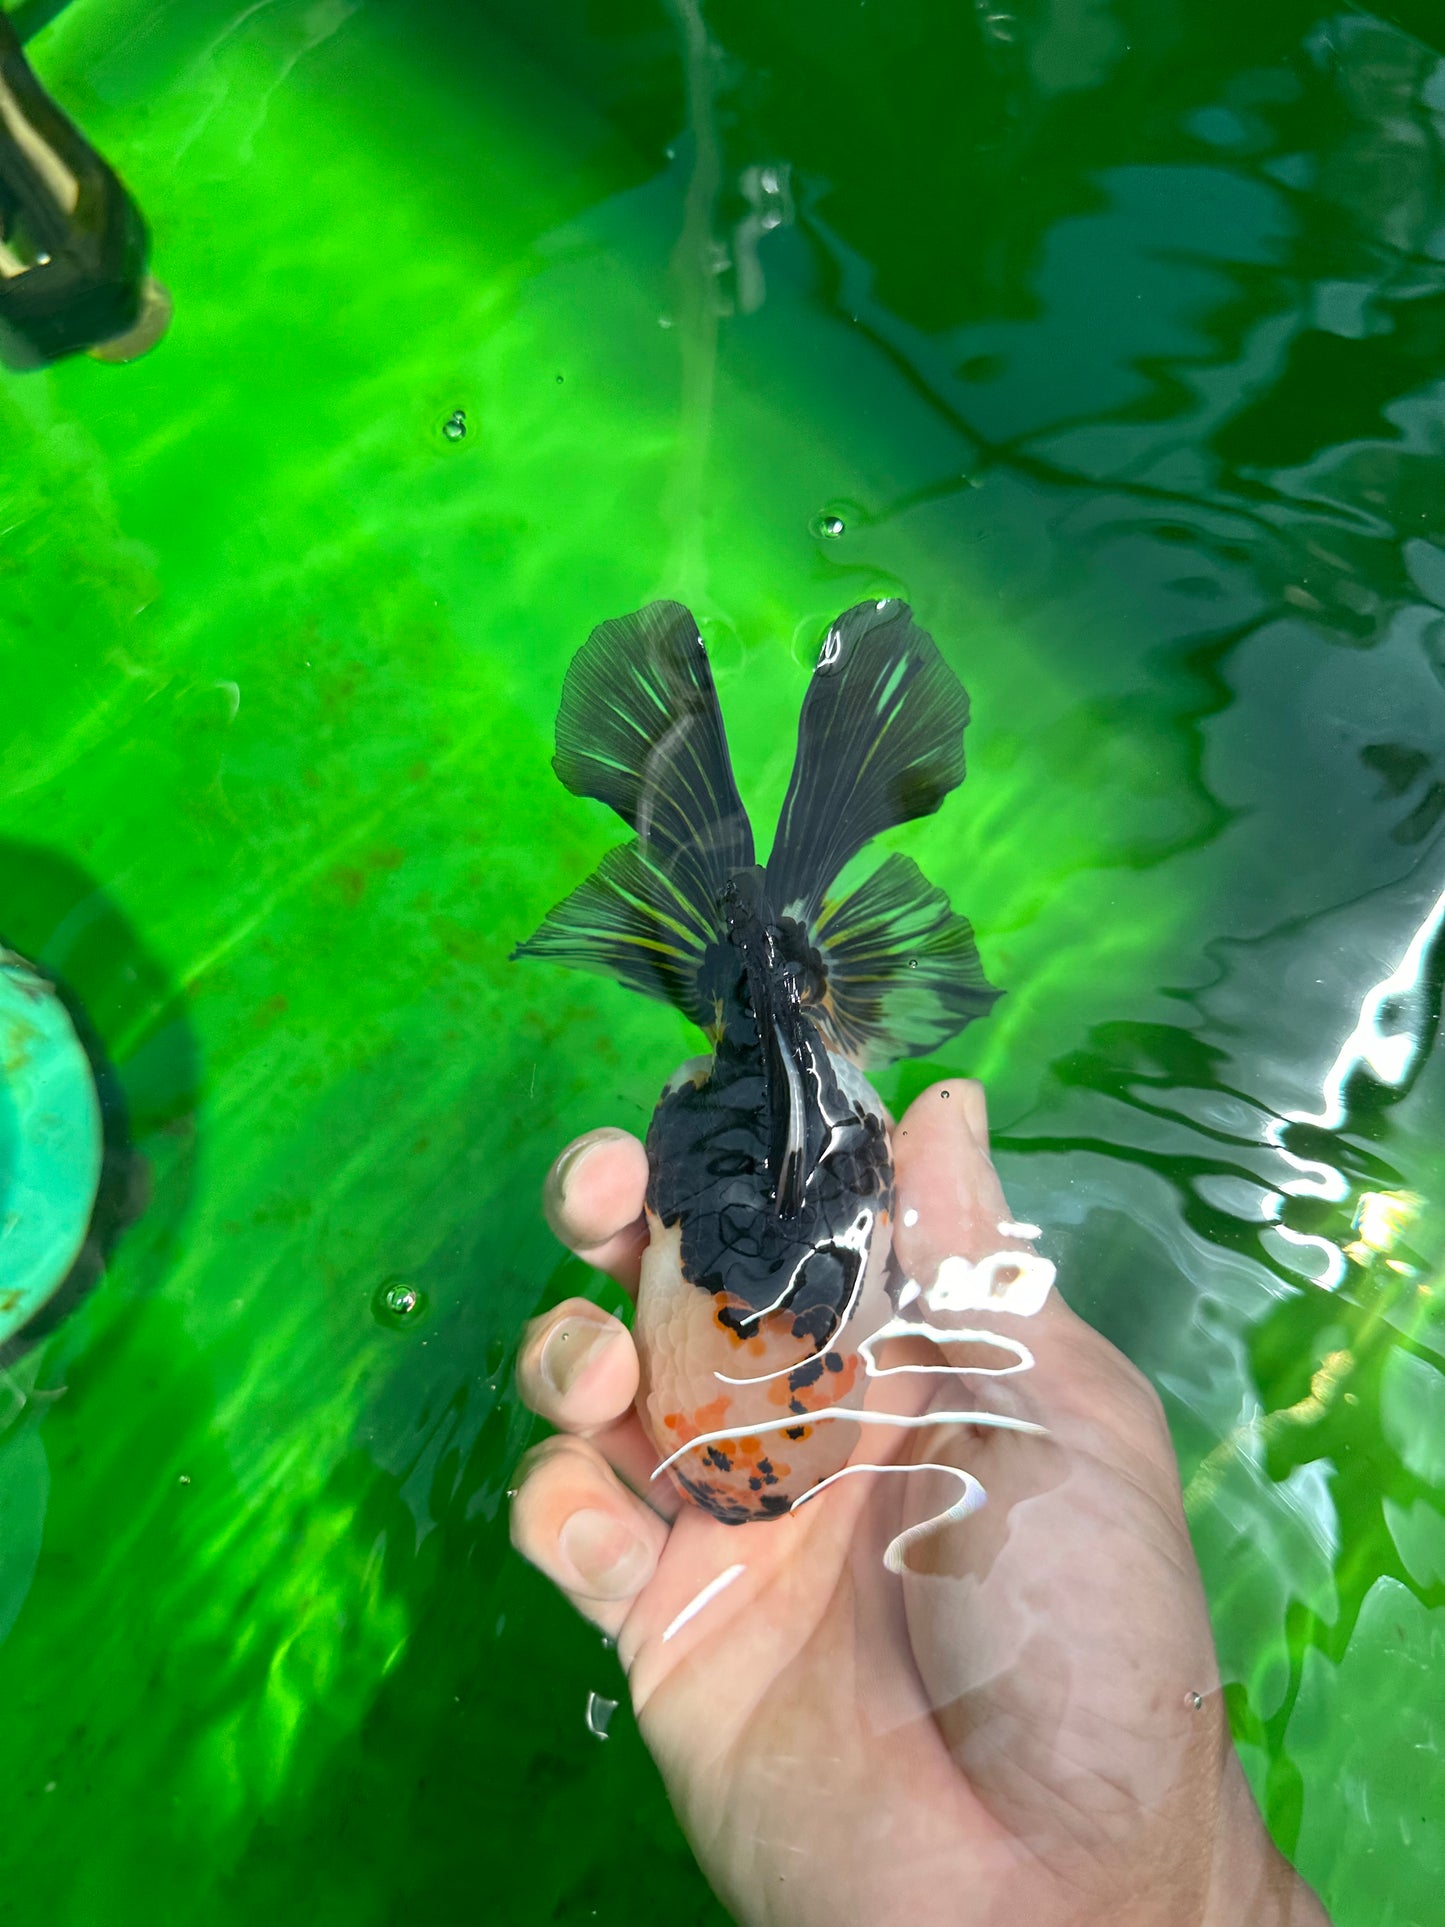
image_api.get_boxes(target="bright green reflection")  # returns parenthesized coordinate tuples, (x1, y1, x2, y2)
(1, 1, 1443, 1923)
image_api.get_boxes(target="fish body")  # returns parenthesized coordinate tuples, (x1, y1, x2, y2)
(516, 599, 999, 1521)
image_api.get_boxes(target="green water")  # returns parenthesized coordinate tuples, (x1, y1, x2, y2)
(2, 0, 1443, 1919)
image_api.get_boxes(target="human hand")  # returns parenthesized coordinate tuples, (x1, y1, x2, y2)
(511, 1081, 1330, 1927)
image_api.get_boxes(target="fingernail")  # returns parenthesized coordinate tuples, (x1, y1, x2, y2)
(540, 1316, 619, 1397)
(544, 1128, 634, 1240)
(559, 1507, 648, 1597)
(550, 1127, 629, 1201)
(958, 1079, 989, 1147)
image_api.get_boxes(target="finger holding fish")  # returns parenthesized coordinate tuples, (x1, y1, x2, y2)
(517, 1299, 638, 1432)
(509, 1433, 669, 1638)
(516, 1294, 684, 1520)
(543, 1126, 650, 1293)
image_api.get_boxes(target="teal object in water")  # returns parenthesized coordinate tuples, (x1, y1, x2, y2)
(0, 949, 102, 1345)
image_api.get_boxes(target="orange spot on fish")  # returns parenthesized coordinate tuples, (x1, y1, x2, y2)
(831, 1353, 861, 1397)
(694, 1394, 732, 1430)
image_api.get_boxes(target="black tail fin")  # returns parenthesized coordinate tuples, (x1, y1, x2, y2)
(513, 602, 753, 1024)
(764, 600, 969, 923)
(765, 601, 999, 1063)
(810, 853, 1001, 1065)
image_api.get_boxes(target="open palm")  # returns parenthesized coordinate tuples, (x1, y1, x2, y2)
(512, 1081, 1327, 1927)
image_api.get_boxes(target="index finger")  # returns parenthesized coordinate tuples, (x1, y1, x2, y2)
(543, 1126, 650, 1296)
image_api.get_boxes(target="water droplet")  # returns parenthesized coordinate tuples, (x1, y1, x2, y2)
(815, 513, 846, 539)
(585, 1691, 618, 1739)
(178, 1473, 191, 1486)
(373, 1278, 427, 1329)
(908, 959, 919, 970)
(1186, 1690, 1204, 1711)
(442, 409, 466, 441)
(555, 373, 565, 384)
(940, 1088, 951, 1100)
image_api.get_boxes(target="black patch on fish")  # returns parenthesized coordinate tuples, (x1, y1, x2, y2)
(646, 878, 892, 1356)
(645, 1057, 889, 1349)
(673, 1466, 793, 1525)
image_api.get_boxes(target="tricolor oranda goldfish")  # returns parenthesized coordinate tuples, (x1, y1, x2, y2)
(515, 598, 1000, 1522)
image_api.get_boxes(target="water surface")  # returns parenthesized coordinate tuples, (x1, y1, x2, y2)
(1, 1, 1443, 1921)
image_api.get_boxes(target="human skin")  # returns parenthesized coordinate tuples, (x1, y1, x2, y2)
(510, 1080, 1331, 1927)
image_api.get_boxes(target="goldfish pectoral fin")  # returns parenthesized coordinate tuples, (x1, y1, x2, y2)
(764, 600, 971, 924)
(512, 839, 716, 1025)
(810, 853, 1002, 1065)
(553, 601, 755, 907)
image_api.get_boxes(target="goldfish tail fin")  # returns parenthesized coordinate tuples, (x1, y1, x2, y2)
(808, 853, 1001, 1067)
(553, 601, 754, 908)
(514, 602, 752, 1024)
(511, 842, 720, 1026)
(764, 600, 969, 923)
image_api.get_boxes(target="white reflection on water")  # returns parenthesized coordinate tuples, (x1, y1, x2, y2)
(1265, 882, 1445, 1290)
(791, 1459, 987, 1575)
(662, 1561, 747, 1642)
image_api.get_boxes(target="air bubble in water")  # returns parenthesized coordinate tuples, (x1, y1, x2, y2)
(442, 409, 466, 441)
(373, 1278, 427, 1328)
(815, 513, 845, 539)
(908, 959, 919, 970)
(585, 1691, 617, 1740)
